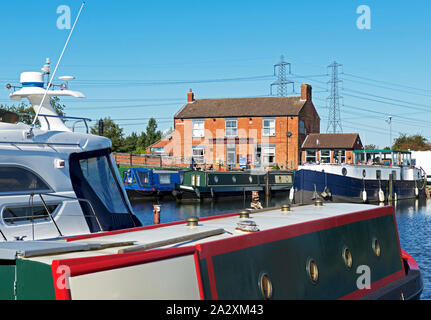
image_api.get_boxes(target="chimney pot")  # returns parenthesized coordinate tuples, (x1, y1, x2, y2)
(187, 89, 195, 103)
(301, 84, 312, 101)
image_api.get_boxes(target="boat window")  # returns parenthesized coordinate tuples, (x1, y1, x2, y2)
(137, 171, 149, 184)
(159, 174, 171, 185)
(391, 170, 397, 180)
(0, 166, 51, 195)
(79, 156, 129, 214)
(376, 170, 381, 180)
(2, 203, 60, 225)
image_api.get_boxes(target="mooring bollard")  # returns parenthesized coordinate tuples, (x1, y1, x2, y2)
(153, 204, 161, 224)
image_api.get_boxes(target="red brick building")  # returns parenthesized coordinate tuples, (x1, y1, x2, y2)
(301, 133, 363, 164)
(159, 84, 320, 169)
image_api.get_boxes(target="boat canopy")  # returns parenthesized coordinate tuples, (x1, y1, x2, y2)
(353, 149, 412, 166)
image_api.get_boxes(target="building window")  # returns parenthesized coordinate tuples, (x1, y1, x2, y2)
(192, 145, 205, 164)
(320, 150, 331, 163)
(262, 146, 276, 165)
(225, 119, 237, 137)
(226, 144, 236, 167)
(334, 150, 346, 164)
(299, 119, 306, 134)
(262, 118, 275, 137)
(192, 119, 205, 138)
(306, 150, 316, 163)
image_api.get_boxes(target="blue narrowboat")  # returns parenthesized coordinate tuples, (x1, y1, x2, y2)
(122, 168, 185, 199)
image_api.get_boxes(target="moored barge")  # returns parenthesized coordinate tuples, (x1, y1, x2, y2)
(294, 150, 427, 205)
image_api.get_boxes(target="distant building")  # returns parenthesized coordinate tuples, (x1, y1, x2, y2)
(170, 84, 320, 169)
(301, 133, 363, 164)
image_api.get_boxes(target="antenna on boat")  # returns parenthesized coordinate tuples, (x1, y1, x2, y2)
(29, 2, 85, 135)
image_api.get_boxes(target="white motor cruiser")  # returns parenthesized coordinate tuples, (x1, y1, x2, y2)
(0, 61, 141, 241)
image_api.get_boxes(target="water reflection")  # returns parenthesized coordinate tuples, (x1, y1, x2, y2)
(131, 196, 431, 300)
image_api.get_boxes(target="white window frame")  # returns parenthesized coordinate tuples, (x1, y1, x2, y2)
(335, 150, 346, 164)
(225, 119, 237, 137)
(320, 150, 331, 163)
(226, 144, 236, 166)
(192, 145, 205, 164)
(306, 150, 317, 163)
(192, 119, 205, 138)
(262, 145, 276, 165)
(262, 118, 275, 137)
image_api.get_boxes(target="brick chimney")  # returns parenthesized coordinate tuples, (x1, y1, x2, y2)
(300, 84, 312, 101)
(187, 89, 195, 103)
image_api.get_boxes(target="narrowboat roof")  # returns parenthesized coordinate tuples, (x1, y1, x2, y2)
(18, 202, 383, 265)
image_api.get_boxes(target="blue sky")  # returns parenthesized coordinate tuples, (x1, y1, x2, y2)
(1, 0, 430, 148)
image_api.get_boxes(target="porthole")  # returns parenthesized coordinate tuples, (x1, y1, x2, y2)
(306, 258, 319, 284)
(342, 168, 347, 176)
(232, 176, 237, 183)
(362, 169, 366, 178)
(214, 176, 219, 183)
(258, 273, 273, 300)
(372, 238, 381, 257)
(342, 246, 353, 270)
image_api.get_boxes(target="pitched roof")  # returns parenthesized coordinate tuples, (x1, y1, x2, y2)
(174, 96, 307, 119)
(302, 133, 362, 149)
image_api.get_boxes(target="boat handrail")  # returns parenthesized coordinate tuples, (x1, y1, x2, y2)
(16, 112, 92, 133)
(36, 192, 104, 232)
(0, 141, 81, 147)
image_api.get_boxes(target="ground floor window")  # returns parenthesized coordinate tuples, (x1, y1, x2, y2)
(192, 145, 205, 164)
(306, 150, 316, 163)
(226, 144, 236, 167)
(320, 150, 331, 163)
(334, 150, 346, 163)
(262, 145, 276, 165)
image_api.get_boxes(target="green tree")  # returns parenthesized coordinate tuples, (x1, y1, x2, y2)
(134, 118, 162, 153)
(364, 144, 378, 150)
(392, 133, 431, 151)
(91, 117, 124, 152)
(120, 132, 138, 153)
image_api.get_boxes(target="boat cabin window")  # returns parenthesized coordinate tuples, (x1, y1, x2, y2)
(0, 166, 51, 195)
(2, 203, 60, 225)
(392, 170, 397, 180)
(376, 170, 382, 180)
(137, 171, 149, 184)
(159, 174, 171, 185)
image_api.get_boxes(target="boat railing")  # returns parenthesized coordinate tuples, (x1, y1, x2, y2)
(36, 192, 103, 232)
(16, 112, 92, 133)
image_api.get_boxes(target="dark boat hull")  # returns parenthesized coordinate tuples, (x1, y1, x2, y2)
(294, 169, 426, 204)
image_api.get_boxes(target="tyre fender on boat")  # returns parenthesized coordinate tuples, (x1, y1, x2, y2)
(379, 188, 385, 202)
(289, 187, 294, 201)
(362, 190, 367, 203)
